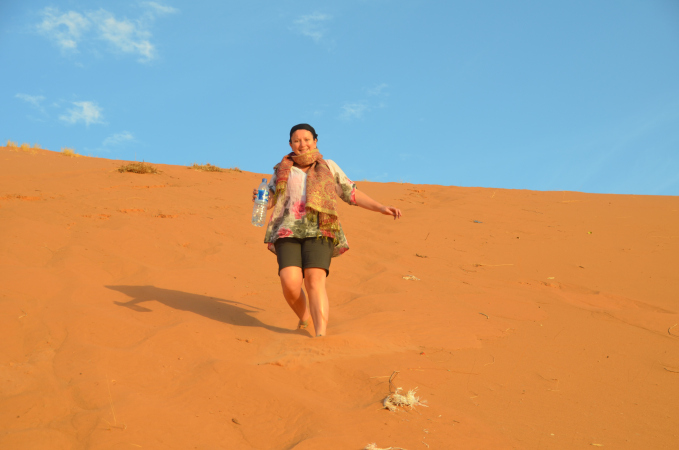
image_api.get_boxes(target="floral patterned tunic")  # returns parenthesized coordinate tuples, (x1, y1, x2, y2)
(264, 159, 357, 257)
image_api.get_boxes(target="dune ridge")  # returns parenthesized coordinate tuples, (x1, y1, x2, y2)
(1, 146, 677, 449)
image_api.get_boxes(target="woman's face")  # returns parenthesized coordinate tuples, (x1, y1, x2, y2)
(289, 130, 318, 155)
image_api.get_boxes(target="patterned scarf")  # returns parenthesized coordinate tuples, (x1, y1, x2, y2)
(273, 148, 339, 237)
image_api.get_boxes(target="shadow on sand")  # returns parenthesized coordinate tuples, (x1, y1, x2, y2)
(107, 285, 301, 335)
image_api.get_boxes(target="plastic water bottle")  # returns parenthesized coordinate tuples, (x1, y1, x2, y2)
(251, 178, 269, 227)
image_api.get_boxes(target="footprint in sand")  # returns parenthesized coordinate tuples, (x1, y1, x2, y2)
(82, 214, 111, 220)
(1, 194, 42, 201)
(118, 208, 145, 213)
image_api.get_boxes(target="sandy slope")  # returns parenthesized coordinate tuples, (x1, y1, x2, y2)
(1, 146, 677, 449)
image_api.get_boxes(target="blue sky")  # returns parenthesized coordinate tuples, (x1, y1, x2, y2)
(2, 0, 678, 195)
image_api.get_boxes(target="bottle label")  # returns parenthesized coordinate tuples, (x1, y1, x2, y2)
(257, 190, 269, 202)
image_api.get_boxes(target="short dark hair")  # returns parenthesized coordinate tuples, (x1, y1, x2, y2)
(289, 123, 318, 142)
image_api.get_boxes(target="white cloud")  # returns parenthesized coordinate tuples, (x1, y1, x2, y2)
(16, 93, 46, 111)
(59, 101, 104, 126)
(37, 7, 91, 51)
(142, 2, 179, 16)
(36, 5, 178, 62)
(341, 102, 370, 120)
(367, 83, 388, 96)
(341, 82, 389, 119)
(292, 12, 331, 42)
(89, 9, 155, 61)
(103, 131, 134, 146)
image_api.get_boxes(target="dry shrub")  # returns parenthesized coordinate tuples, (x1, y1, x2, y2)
(5, 141, 37, 154)
(61, 147, 81, 157)
(382, 387, 427, 412)
(33, 143, 41, 149)
(227, 166, 242, 173)
(190, 162, 222, 172)
(117, 162, 159, 174)
(21, 143, 38, 155)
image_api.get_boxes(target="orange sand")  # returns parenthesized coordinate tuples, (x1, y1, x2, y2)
(1, 146, 677, 449)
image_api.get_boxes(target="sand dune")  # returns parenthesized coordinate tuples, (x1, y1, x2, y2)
(1, 146, 678, 449)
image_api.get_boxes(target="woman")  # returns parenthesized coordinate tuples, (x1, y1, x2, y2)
(253, 124, 402, 337)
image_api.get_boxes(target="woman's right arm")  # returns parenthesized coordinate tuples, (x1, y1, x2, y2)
(354, 189, 402, 219)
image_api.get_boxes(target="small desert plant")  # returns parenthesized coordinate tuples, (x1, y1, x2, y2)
(32, 143, 41, 149)
(190, 162, 222, 172)
(117, 162, 159, 174)
(6, 140, 18, 148)
(20, 143, 38, 154)
(227, 166, 242, 173)
(61, 147, 81, 157)
(383, 387, 427, 412)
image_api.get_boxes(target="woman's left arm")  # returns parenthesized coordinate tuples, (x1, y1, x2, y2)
(354, 189, 402, 219)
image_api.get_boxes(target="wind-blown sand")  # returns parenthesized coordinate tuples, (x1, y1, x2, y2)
(1, 146, 677, 449)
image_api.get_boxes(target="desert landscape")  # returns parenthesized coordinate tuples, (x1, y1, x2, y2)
(1, 145, 677, 449)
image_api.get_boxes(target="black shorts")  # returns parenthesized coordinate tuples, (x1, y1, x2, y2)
(274, 237, 335, 277)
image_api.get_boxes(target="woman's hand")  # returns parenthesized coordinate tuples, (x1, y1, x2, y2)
(380, 205, 402, 219)
(254, 188, 275, 209)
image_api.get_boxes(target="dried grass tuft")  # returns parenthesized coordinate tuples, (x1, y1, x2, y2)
(61, 147, 81, 157)
(383, 387, 427, 412)
(4, 141, 40, 154)
(190, 162, 222, 172)
(117, 162, 159, 174)
(22, 144, 38, 154)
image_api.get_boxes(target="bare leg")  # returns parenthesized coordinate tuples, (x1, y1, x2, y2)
(279, 266, 311, 326)
(304, 268, 329, 336)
